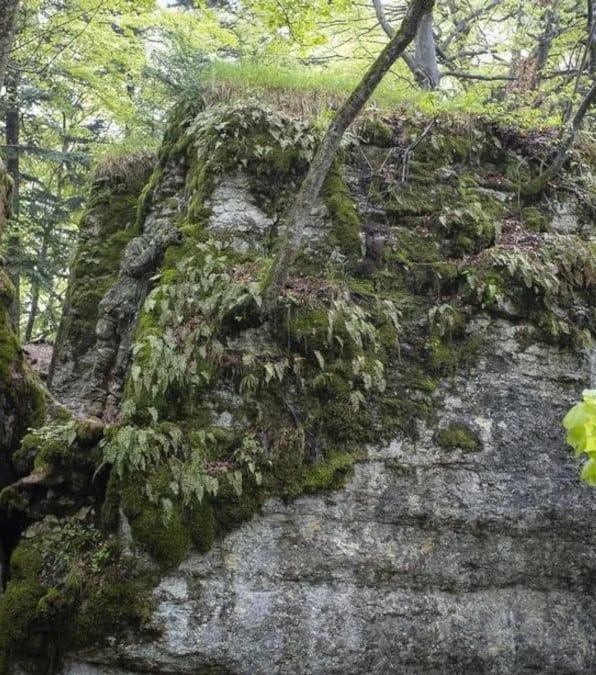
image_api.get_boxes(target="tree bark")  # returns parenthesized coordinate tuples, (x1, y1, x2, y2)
(588, 0, 596, 73)
(0, 0, 19, 92)
(414, 11, 439, 89)
(263, 0, 436, 313)
(523, 78, 596, 195)
(535, 7, 559, 83)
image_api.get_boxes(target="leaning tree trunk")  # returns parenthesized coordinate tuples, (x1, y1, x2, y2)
(523, 78, 596, 195)
(263, 0, 436, 313)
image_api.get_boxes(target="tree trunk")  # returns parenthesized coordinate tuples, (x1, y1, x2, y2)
(263, 0, 436, 313)
(5, 71, 20, 333)
(0, 0, 19, 92)
(24, 274, 40, 343)
(589, 0, 596, 73)
(523, 78, 596, 195)
(372, 0, 439, 89)
(414, 11, 440, 89)
(535, 7, 559, 83)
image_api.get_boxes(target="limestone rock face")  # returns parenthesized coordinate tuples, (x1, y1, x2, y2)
(5, 105, 596, 675)
(62, 321, 596, 674)
(207, 174, 274, 254)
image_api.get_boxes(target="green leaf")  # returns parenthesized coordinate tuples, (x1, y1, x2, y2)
(581, 458, 596, 485)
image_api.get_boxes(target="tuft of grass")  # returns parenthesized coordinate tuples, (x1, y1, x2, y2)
(199, 59, 563, 131)
(93, 151, 157, 189)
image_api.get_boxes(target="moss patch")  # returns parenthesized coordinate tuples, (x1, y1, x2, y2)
(120, 471, 191, 570)
(437, 422, 481, 452)
(299, 451, 361, 494)
(323, 161, 362, 259)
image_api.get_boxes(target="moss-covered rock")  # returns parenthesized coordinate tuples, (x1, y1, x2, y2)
(323, 160, 362, 259)
(6, 101, 596, 670)
(0, 545, 44, 670)
(121, 470, 192, 570)
(0, 523, 155, 673)
(48, 152, 156, 407)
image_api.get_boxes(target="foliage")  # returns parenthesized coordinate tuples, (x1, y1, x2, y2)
(563, 389, 596, 484)
(461, 236, 596, 345)
(185, 100, 317, 170)
(99, 228, 400, 515)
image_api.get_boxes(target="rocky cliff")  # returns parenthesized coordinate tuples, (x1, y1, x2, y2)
(1, 100, 596, 674)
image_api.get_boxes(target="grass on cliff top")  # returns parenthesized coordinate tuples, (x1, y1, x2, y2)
(201, 59, 563, 130)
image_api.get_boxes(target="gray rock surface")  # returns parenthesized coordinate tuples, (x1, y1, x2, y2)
(64, 319, 596, 674)
(207, 174, 274, 254)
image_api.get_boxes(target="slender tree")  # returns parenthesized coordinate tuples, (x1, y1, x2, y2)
(263, 0, 436, 313)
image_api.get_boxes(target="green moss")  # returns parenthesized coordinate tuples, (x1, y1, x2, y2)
(299, 451, 360, 493)
(0, 303, 19, 381)
(75, 417, 105, 445)
(437, 422, 480, 452)
(70, 563, 154, 649)
(522, 206, 549, 232)
(379, 394, 434, 440)
(36, 588, 67, 620)
(323, 162, 362, 259)
(268, 426, 306, 485)
(24, 369, 47, 430)
(213, 478, 264, 534)
(286, 305, 329, 354)
(384, 185, 439, 220)
(0, 485, 29, 513)
(185, 498, 217, 553)
(25, 420, 101, 484)
(54, 160, 152, 368)
(0, 545, 44, 669)
(382, 228, 444, 293)
(0, 522, 157, 672)
(359, 118, 394, 147)
(312, 385, 374, 447)
(427, 337, 459, 375)
(121, 473, 191, 570)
